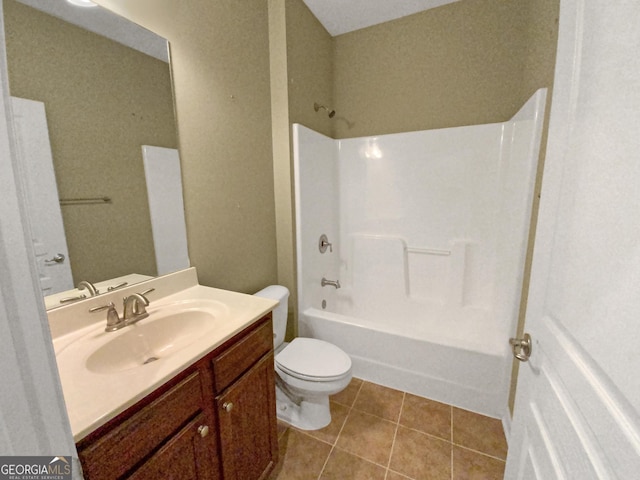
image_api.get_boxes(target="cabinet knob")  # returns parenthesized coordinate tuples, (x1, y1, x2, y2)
(222, 401, 234, 413)
(198, 425, 209, 438)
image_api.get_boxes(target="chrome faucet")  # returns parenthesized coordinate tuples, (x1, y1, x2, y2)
(89, 289, 154, 332)
(319, 234, 333, 253)
(321, 277, 341, 289)
(77, 280, 98, 296)
(123, 292, 150, 323)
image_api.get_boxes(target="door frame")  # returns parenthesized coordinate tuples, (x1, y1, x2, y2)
(0, 0, 78, 466)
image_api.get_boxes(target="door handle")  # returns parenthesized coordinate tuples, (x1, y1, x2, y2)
(44, 253, 65, 264)
(509, 333, 532, 362)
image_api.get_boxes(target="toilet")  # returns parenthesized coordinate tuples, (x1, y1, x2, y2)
(254, 285, 352, 430)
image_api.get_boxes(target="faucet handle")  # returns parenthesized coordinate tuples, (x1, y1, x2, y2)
(59, 294, 87, 304)
(89, 302, 113, 313)
(319, 234, 333, 253)
(89, 302, 122, 331)
(107, 281, 128, 292)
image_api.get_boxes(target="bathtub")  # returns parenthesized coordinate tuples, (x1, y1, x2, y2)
(293, 90, 547, 420)
(298, 304, 510, 418)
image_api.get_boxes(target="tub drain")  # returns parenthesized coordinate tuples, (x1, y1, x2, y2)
(143, 356, 159, 365)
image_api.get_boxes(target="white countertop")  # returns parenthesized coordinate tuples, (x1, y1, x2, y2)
(49, 268, 277, 442)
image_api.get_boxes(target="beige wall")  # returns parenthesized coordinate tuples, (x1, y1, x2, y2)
(333, 0, 533, 138)
(95, 0, 278, 294)
(285, 0, 334, 138)
(268, 0, 335, 337)
(268, 0, 297, 338)
(5, 0, 176, 285)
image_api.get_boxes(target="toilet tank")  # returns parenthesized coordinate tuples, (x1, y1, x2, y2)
(254, 285, 289, 348)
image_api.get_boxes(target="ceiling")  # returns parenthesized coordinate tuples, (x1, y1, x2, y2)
(302, 0, 461, 36)
(17, 0, 461, 57)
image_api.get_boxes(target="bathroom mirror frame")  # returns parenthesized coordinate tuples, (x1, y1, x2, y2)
(4, 0, 187, 309)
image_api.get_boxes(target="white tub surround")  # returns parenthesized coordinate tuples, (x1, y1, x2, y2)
(47, 267, 277, 441)
(293, 89, 547, 418)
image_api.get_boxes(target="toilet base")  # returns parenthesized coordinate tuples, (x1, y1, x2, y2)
(275, 383, 331, 431)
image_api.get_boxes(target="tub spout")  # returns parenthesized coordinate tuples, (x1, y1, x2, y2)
(321, 277, 341, 289)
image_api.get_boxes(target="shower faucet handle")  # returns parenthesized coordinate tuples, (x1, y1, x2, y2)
(319, 234, 333, 253)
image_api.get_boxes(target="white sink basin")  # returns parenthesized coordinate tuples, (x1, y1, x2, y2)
(61, 299, 231, 375)
(86, 309, 216, 374)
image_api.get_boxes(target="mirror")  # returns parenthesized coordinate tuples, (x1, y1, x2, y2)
(4, 0, 187, 308)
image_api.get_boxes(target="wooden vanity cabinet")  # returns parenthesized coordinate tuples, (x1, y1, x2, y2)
(216, 355, 277, 480)
(76, 314, 278, 480)
(127, 413, 218, 480)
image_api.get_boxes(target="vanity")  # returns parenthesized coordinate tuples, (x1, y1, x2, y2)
(48, 268, 279, 480)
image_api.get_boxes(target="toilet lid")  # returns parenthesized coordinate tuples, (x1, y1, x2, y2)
(275, 338, 351, 379)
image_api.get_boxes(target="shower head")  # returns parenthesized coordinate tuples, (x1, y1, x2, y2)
(314, 102, 336, 118)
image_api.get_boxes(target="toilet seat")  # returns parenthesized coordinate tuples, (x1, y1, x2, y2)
(275, 338, 351, 382)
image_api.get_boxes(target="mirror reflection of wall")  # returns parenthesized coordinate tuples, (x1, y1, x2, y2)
(4, 0, 179, 291)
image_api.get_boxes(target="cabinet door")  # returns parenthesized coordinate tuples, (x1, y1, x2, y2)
(216, 354, 278, 480)
(128, 413, 220, 480)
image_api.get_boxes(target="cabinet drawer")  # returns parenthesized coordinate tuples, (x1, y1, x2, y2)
(212, 317, 272, 392)
(79, 372, 203, 480)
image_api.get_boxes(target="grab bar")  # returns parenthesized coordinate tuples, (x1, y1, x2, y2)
(59, 196, 111, 206)
(406, 246, 451, 256)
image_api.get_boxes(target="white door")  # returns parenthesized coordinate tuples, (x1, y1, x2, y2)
(142, 145, 190, 276)
(505, 1, 640, 478)
(11, 97, 74, 295)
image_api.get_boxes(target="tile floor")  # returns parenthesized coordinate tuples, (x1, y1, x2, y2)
(269, 378, 507, 480)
